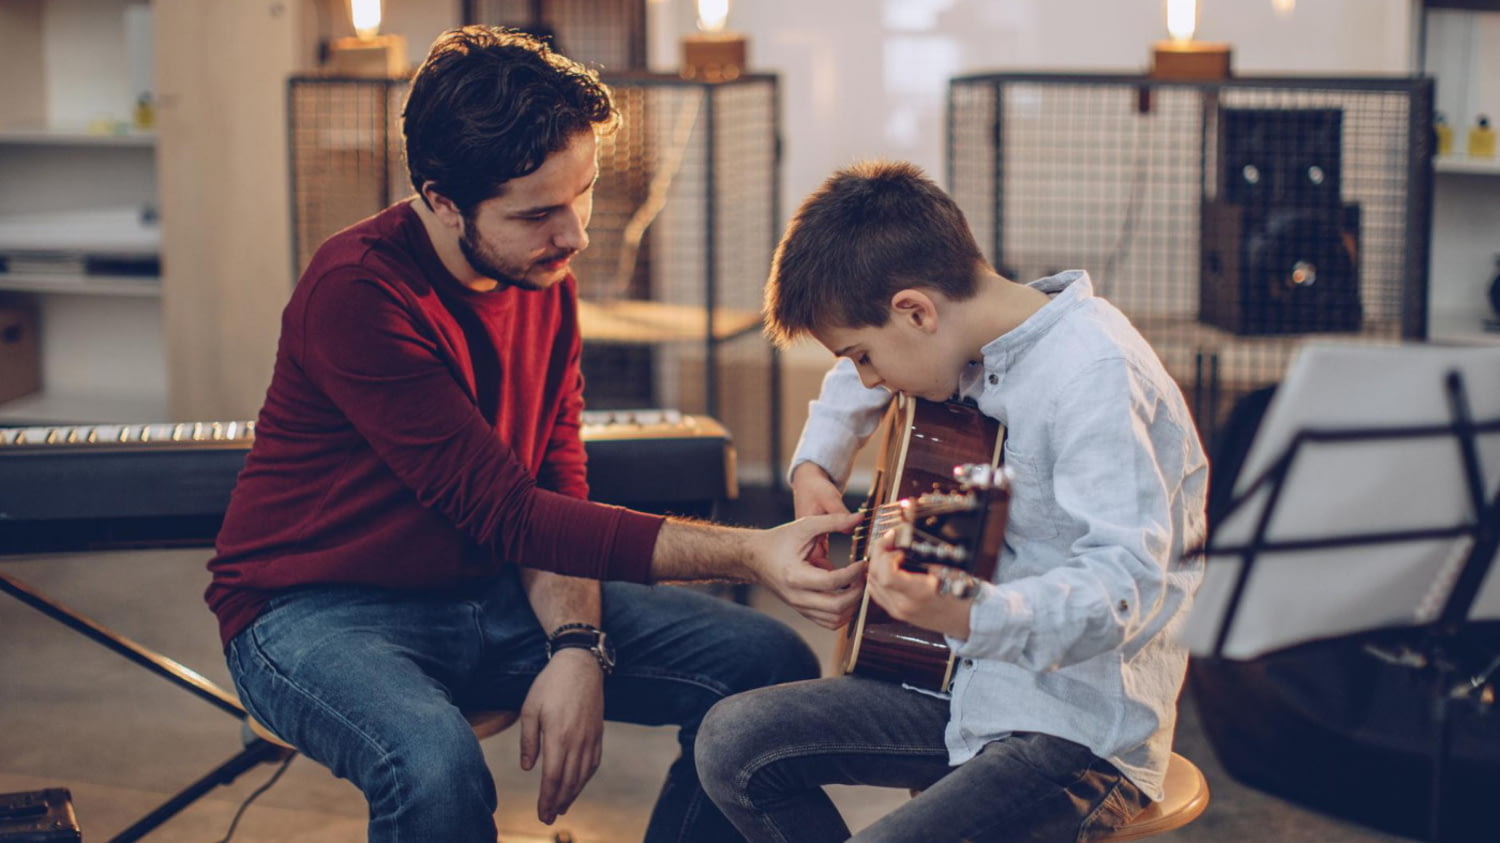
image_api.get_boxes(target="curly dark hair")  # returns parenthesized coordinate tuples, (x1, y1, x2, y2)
(403, 26, 619, 213)
(763, 160, 988, 348)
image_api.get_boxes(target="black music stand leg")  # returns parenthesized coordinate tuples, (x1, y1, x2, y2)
(0, 571, 244, 717)
(1429, 656, 1452, 843)
(107, 739, 291, 843)
(0, 570, 293, 837)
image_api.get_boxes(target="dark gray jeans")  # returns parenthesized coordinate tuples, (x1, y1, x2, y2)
(696, 675, 1150, 842)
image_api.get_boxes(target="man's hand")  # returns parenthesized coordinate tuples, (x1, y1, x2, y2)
(746, 511, 867, 629)
(518, 649, 605, 825)
(789, 462, 849, 569)
(866, 528, 974, 640)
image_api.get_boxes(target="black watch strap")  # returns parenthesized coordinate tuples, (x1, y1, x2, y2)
(546, 623, 615, 674)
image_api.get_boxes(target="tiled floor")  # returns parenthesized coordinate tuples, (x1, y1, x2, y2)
(0, 530, 1415, 842)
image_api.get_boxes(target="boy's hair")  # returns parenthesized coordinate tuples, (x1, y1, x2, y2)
(403, 26, 619, 214)
(763, 160, 989, 348)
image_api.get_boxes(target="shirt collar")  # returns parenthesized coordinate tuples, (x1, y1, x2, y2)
(978, 269, 1094, 372)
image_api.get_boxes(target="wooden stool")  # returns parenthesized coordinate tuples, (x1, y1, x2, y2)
(246, 709, 519, 750)
(1100, 752, 1210, 841)
(907, 751, 1208, 840)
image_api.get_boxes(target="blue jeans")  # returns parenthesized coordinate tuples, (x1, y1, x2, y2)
(226, 567, 820, 843)
(696, 676, 1150, 843)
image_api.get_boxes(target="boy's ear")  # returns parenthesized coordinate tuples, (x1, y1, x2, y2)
(890, 289, 939, 335)
(422, 182, 464, 228)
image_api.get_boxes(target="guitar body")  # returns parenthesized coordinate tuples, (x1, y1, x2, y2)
(836, 395, 1004, 692)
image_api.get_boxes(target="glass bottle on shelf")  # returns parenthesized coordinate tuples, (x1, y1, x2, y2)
(1469, 115, 1496, 159)
(133, 93, 155, 130)
(1435, 112, 1453, 157)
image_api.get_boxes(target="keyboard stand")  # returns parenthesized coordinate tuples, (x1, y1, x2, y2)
(0, 569, 290, 843)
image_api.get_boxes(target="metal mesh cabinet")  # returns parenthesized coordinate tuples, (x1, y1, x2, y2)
(462, 0, 648, 72)
(288, 73, 783, 479)
(947, 73, 1433, 449)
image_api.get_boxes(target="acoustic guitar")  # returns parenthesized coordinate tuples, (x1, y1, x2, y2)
(836, 395, 1008, 692)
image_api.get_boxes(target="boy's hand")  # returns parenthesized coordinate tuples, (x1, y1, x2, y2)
(790, 462, 848, 568)
(747, 511, 866, 628)
(867, 528, 974, 640)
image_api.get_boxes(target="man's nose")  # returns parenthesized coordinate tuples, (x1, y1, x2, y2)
(554, 209, 588, 253)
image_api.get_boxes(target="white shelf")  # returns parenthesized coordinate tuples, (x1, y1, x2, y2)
(0, 389, 168, 425)
(0, 127, 156, 148)
(1435, 155, 1500, 176)
(0, 274, 161, 298)
(0, 207, 160, 255)
(1429, 310, 1500, 346)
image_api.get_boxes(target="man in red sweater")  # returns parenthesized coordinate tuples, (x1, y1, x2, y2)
(207, 26, 862, 843)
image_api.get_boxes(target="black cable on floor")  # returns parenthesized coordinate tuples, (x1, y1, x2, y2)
(215, 752, 296, 843)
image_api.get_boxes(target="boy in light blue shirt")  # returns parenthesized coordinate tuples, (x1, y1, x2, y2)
(696, 160, 1209, 842)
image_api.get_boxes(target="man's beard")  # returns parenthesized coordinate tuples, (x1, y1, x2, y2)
(458, 226, 570, 293)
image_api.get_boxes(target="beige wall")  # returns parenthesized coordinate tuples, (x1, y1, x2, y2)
(0, 2, 47, 128)
(155, 0, 305, 420)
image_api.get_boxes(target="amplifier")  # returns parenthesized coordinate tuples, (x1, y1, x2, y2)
(0, 789, 80, 842)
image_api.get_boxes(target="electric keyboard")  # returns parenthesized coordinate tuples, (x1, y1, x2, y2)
(0, 410, 735, 553)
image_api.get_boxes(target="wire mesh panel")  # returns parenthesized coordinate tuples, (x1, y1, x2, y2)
(948, 74, 1433, 449)
(288, 78, 406, 275)
(574, 74, 782, 481)
(464, 0, 647, 72)
(287, 73, 782, 478)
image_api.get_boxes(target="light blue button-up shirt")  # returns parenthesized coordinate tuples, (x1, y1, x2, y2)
(791, 270, 1208, 801)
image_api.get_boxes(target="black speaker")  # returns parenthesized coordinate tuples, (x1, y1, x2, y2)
(1220, 108, 1344, 208)
(1200, 108, 1363, 335)
(580, 343, 656, 409)
(1201, 200, 1362, 335)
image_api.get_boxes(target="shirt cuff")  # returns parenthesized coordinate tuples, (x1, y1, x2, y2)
(607, 509, 667, 584)
(948, 582, 1032, 661)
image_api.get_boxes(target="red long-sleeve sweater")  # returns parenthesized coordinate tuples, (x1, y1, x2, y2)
(206, 202, 664, 648)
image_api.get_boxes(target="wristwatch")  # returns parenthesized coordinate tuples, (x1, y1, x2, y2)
(546, 623, 616, 675)
(935, 567, 983, 601)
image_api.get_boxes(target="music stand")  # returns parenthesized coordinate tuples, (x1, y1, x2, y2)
(1179, 342, 1500, 843)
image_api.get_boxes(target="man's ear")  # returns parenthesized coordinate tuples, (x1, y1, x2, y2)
(890, 288, 939, 335)
(421, 182, 464, 229)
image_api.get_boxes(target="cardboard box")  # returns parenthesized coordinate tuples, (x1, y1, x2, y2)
(0, 305, 41, 404)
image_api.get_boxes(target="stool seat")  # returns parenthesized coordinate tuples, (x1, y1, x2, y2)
(247, 709, 519, 750)
(1100, 752, 1210, 841)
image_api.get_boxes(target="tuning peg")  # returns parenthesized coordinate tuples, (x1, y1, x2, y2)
(953, 462, 1010, 490)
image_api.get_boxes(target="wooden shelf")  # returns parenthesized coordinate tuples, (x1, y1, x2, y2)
(577, 299, 763, 344)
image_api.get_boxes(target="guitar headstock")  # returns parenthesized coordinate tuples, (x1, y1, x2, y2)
(893, 462, 1011, 575)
